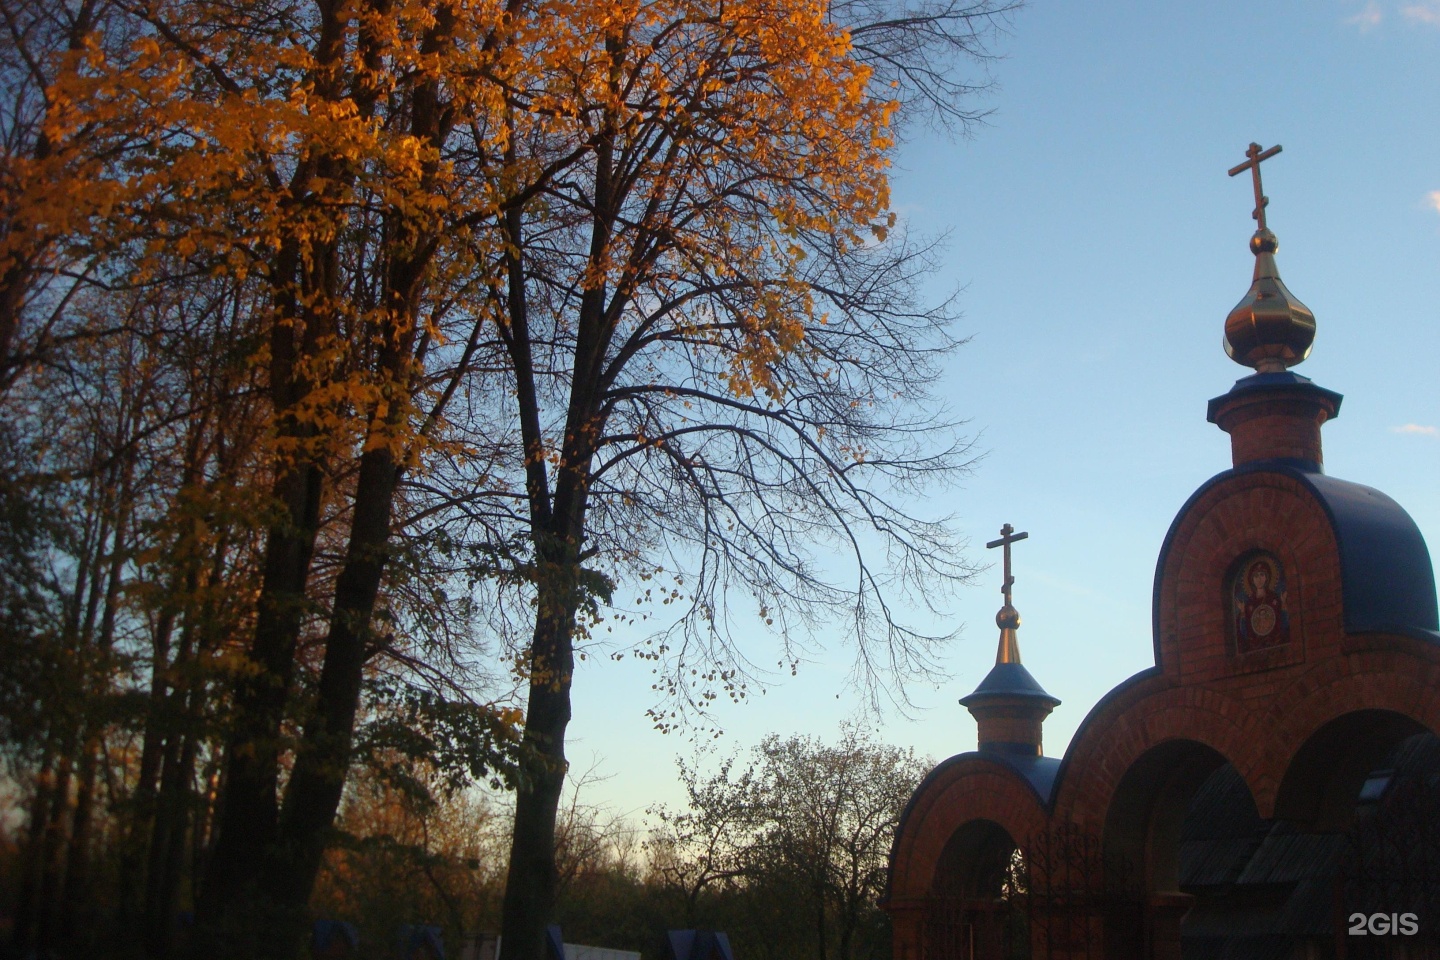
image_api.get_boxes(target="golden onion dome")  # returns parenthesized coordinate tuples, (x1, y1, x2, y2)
(1223, 143, 1315, 373)
(1224, 227, 1316, 373)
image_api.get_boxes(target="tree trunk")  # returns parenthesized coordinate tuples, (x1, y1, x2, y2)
(0, 259, 28, 386)
(498, 591, 578, 960)
(61, 476, 131, 945)
(193, 753, 224, 905)
(265, 444, 402, 955)
(35, 753, 73, 953)
(159, 724, 201, 957)
(145, 676, 200, 958)
(124, 417, 207, 924)
(58, 735, 100, 944)
(495, 105, 609, 955)
(10, 758, 56, 952)
(191, 454, 324, 956)
(190, 3, 439, 946)
(192, 231, 329, 946)
(144, 715, 185, 955)
(120, 601, 176, 927)
(192, 87, 346, 947)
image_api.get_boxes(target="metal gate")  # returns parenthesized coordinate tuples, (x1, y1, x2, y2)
(921, 825, 1140, 960)
(1337, 770, 1440, 959)
(1023, 824, 1141, 960)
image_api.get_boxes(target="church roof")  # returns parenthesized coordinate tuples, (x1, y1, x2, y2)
(1152, 459, 1440, 667)
(1302, 468, 1439, 637)
(959, 662, 1060, 706)
(899, 751, 1063, 824)
(882, 749, 1060, 905)
(992, 752, 1063, 801)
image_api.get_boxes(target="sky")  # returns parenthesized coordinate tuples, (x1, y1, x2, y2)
(561, 0, 1440, 820)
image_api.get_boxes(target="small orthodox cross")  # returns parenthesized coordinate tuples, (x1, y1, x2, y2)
(986, 523, 1029, 606)
(1228, 142, 1283, 232)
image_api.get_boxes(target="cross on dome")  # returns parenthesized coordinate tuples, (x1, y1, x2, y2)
(986, 522, 1028, 608)
(986, 523, 1029, 663)
(1222, 141, 1316, 373)
(1228, 142, 1282, 232)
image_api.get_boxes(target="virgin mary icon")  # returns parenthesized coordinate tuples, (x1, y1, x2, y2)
(1233, 554, 1290, 654)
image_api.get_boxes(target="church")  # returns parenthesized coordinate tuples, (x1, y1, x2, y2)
(884, 145, 1440, 959)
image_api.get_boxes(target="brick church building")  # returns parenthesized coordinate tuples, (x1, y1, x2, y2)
(884, 146, 1440, 959)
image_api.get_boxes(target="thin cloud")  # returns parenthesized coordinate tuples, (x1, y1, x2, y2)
(1348, 0, 1440, 27)
(1401, 1, 1440, 23)
(1390, 424, 1439, 437)
(1347, 1, 1384, 28)
(1427, 191, 1440, 215)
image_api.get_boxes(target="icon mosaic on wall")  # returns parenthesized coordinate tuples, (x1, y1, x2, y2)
(1231, 551, 1291, 655)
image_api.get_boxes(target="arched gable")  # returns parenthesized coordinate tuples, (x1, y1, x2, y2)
(887, 755, 1049, 903)
(1152, 462, 1438, 684)
(1049, 683, 1261, 826)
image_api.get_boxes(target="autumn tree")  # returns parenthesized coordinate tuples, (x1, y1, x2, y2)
(649, 730, 929, 960)
(5, 1, 530, 954)
(749, 731, 927, 960)
(0, 0, 161, 401)
(0, 14, 251, 946)
(645, 757, 758, 930)
(311, 765, 511, 952)
(0, 285, 163, 954)
(428, 1, 1007, 957)
(0, 240, 276, 954)
(1, 0, 1009, 956)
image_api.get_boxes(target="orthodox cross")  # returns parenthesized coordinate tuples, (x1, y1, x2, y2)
(1228, 142, 1283, 232)
(986, 523, 1029, 606)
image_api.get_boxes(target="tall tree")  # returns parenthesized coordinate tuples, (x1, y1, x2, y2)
(0, 0, 1010, 955)
(22, 1, 528, 953)
(0, 250, 272, 955)
(436, 2, 1008, 957)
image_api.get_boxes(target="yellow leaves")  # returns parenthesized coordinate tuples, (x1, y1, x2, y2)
(869, 211, 897, 243)
(18, 0, 908, 614)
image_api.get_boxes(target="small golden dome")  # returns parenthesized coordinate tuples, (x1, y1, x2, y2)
(995, 604, 1021, 631)
(1224, 228, 1316, 373)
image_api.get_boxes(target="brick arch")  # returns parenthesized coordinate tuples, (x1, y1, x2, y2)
(1154, 471, 1345, 683)
(1101, 738, 1242, 897)
(1257, 649, 1440, 820)
(1052, 685, 1260, 827)
(889, 760, 1048, 902)
(930, 818, 1019, 898)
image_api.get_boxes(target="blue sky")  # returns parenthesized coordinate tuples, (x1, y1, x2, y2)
(564, 0, 1440, 817)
